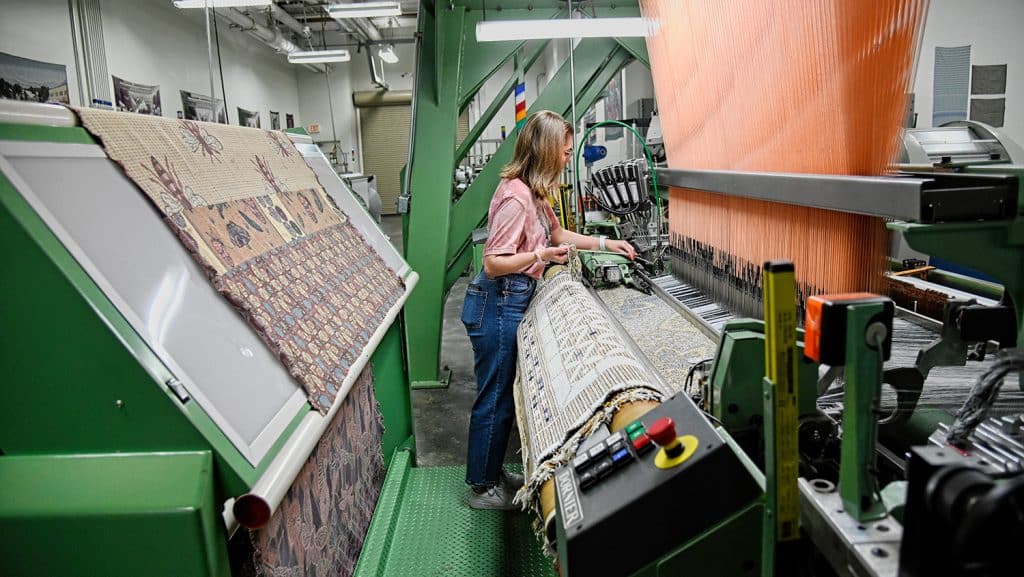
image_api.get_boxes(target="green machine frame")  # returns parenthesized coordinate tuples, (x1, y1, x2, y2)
(0, 121, 416, 576)
(890, 165, 1024, 359)
(401, 0, 650, 388)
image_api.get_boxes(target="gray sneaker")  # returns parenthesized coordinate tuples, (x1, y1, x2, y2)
(501, 468, 524, 491)
(469, 482, 518, 510)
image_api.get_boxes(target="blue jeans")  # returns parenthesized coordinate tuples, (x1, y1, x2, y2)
(462, 271, 537, 488)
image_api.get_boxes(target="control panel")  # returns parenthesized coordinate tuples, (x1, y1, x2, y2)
(554, 392, 763, 576)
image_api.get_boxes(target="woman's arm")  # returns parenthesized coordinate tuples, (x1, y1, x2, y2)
(550, 228, 637, 260)
(484, 245, 570, 277)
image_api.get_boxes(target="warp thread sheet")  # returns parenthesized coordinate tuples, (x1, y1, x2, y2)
(239, 367, 384, 577)
(73, 108, 404, 413)
(642, 0, 927, 302)
(514, 271, 672, 520)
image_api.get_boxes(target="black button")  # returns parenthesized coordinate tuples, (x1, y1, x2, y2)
(579, 470, 598, 491)
(595, 457, 614, 478)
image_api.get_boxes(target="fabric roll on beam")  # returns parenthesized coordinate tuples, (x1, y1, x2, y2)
(233, 367, 385, 577)
(513, 269, 672, 550)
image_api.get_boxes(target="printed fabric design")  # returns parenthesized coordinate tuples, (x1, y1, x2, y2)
(250, 367, 385, 577)
(72, 107, 404, 413)
(217, 226, 398, 410)
(513, 270, 671, 548)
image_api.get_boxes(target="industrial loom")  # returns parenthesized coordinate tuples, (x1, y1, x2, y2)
(504, 1, 1024, 576)
(3, 0, 1023, 575)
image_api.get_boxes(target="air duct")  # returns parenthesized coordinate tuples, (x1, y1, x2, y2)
(219, 7, 326, 71)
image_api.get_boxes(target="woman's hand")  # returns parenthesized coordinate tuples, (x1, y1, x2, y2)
(540, 245, 571, 264)
(605, 239, 636, 260)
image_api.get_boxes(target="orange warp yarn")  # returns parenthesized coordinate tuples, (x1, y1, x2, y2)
(642, 0, 928, 302)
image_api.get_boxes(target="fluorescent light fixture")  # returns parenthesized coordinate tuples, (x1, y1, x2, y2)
(326, 2, 402, 19)
(377, 44, 399, 64)
(173, 0, 271, 8)
(476, 17, 658, 42)
(287, 49, 351, 64)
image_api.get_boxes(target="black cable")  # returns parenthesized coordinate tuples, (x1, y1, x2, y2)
(702, 410, 724, 428)
(684, 357, 715, 397)
(212, 8, 228, 123)
(946, 348, 1024, 446)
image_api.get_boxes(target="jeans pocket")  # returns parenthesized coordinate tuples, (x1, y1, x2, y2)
(461, 284, 487, 330)
(504, 275, 535, 297)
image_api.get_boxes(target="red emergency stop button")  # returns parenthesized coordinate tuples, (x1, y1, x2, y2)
(647, 417, 677, 447)
(648, 417, 687, 460)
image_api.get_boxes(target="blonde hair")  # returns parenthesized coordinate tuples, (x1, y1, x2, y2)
(500, 110, 572, 199)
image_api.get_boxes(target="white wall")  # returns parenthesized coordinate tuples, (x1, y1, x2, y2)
(100, 0, 300, 126)
(1, 0, 301, 127)
(296, 34, 657, 175)
(468, 58, 516, 163)
(296, 42, 416, 172)
(912, 0, 1024, 144)
(0, 0, 84, 106)
(585, 59, 655, 168)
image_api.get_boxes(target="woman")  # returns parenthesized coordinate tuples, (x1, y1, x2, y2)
(461, 110, 636, 510)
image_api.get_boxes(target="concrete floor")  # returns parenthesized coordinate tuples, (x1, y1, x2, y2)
(378, 215, 522, 469)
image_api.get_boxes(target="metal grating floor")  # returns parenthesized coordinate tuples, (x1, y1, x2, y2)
(372, 463, 555, 577)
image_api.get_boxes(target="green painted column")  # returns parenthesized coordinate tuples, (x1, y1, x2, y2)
(371, 318, 416, 462)
(403, 4, 466, 388)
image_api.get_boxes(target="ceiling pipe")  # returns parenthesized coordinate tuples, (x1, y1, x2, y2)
(318, 36, 416, 46)
(318, 1, 386, 42)
(219, 7, 326, 72)
(297, 7, 364, 43)
(349, 16, 383, 42)
(268, 3, 311, 39)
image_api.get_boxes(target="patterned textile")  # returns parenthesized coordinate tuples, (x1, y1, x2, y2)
(73, 108, 404, 413)
(596, 286, 717, 390)
(251, 367, 385, 577)
(513, 270, 672, 513)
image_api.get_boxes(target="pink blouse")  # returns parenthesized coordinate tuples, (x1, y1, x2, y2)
(483, 178, 561, 279)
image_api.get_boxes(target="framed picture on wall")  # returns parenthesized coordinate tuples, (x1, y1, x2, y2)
(0, 51, 70, 104)
(584, 107, 597, 145)
(180, 90, 226, 123)
(286, 113, 295, 129)
(604, 74, 623, 140)
(113, 75, 161, 115)
(270, 110, 280, 130)
(238, 107, 260, 128)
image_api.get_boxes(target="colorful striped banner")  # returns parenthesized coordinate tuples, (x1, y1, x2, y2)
(515, 81, 527, 126)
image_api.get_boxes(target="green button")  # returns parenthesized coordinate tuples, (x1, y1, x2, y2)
(625, 422, 644, 435)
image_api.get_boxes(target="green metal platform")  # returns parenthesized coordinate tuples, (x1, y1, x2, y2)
(356, 451, 555, 577)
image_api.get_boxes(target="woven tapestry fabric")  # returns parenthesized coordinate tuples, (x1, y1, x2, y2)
(250, 367, 385, 577)
(73, 108, 404, 413)
(76, 108, 322, 205)
(596, 286, 717, 390)
(515, 271, 672, 487)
